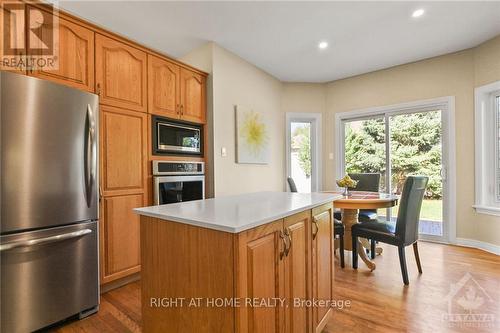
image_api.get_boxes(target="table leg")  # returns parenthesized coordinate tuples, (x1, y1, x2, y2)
(341, 208, 376, 271)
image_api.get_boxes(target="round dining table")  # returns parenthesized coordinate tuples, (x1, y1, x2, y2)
(325, 191, 399, 271)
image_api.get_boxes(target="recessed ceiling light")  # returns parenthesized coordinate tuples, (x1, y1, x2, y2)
(318, 41, 328, 50)
(412, 9, 425, 18)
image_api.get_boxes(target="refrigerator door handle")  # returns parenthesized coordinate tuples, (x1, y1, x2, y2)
(84, 104, 97, 208)
(0, 229, 92, 251)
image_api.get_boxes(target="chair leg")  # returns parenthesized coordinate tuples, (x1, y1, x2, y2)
(339, 233, 345, 268)
(352, 234, 358, 269)
(370, 239, 376, 259)
(398, 246, 409, 285)
(413, 242, 423, 274)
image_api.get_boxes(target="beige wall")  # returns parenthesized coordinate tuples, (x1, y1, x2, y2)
(181, 36, 500, 246)
(324, 36, 500, 246)
(181, 44, 284, 196)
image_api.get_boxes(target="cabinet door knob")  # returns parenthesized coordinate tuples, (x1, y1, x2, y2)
(96, 83, 101, 95)
(180, 104, 184, 115)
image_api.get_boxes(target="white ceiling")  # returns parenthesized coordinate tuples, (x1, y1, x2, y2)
(56, 1, 500, 82)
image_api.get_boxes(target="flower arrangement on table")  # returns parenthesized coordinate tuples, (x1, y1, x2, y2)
(336, 175, 358, 196)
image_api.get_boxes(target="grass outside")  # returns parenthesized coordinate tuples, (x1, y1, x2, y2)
(379, 199, 442, 222)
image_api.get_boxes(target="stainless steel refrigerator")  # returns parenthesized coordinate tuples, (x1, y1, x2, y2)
(1, 72, 99, 332)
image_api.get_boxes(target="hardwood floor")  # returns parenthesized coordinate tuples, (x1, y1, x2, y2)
(50, 242, 499, 333)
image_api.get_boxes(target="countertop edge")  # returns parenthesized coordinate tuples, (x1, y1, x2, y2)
(133, 194, 342, 234)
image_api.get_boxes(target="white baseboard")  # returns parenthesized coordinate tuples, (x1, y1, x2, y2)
(455, 238, 500, 255)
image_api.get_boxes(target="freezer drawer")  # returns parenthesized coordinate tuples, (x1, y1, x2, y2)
(0, 221, 99, 332)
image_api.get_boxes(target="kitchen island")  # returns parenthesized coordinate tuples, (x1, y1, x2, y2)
(134, 191, 342, 333)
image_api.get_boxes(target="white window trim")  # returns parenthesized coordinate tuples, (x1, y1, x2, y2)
(285, 112, 322, 192)
(474, 81, 500, 216)
(334, 96, 456, 243)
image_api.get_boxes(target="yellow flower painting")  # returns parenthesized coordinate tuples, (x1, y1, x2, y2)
(236, 106, 270, 164)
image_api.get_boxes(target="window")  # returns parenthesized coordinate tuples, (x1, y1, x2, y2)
(474, 81, 500, 216)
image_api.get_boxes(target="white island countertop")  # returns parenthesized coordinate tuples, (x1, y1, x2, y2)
(133, 191, 342, 233)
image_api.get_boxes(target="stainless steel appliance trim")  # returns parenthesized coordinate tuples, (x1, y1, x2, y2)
(152, 161, 205, 176)
(156, 122, 201, 153)
(153, 175, 205, 205)
(157, 144, 200, 152)
(84, 104, 97, 208)
(0, 228, 92, 251)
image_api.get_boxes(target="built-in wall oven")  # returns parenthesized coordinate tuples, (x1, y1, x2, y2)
(153, 161, 205, 205)
(152, 115, 202, 156)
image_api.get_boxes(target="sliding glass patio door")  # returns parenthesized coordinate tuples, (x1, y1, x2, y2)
(339, 102, 453, 243)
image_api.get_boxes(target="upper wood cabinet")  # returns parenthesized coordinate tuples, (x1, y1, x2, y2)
(0, 1, 26, 74)
(30, 10, 95, 92)
(100, 105, 147, 196)
(311, 203, 335, 333)
(148, 54, 180, 118)
(180, 68, 205, 123)
(95, 34, 147, 112)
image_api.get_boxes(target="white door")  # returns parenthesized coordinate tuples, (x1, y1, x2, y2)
(286, 113, 322, 193)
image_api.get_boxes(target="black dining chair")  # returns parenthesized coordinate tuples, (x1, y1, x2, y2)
(334, 219, 345, 268)
(287, 177, 298, 192)
(351, 176, 428, 285)
(334, 173, 381, 222)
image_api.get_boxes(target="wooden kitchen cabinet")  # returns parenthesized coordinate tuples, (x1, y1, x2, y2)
(100, 194, 143, 283)
(148, 54, 180, 118)
(311, 203, 335, 333)
(179, 67, 205, 123)
(148, 60, 206, 124)
(99, 105, 147, 284)
(284, 210, 311, 333)
(99, 105, 147, 196)
(141, 202, 335, 332)
(235, 220, 285, 333)
(29, 9, 95, 92)
(95, 34, 147, 112)
(0, 1, 26, 74)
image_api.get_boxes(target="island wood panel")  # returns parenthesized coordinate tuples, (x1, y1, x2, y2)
(235, 220, 285, 333)
(101, 194, 143, 283)
(100, 105, 147, 196)
(140, 217, 235, 333)
(179, 67, 205, 124)
(283, 210, 311, 333)
(95, 34, 147, 113)
(29, 8, 95, 92)
(147, 54, 179, 118)
(311, 203, 335, 333)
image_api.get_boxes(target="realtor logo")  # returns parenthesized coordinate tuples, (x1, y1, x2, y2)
(442, 272, 496, 328)
(1, 1, 59, 70)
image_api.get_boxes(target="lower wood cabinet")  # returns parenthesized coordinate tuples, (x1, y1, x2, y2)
(311, 203, 335, 332)
(100, 194, 143, 283)
(235, 220, 284, 333)
(140, 206, 335, 333)
(283, 211, 311, 333)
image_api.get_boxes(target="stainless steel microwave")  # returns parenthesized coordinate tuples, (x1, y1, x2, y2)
(152, 116, 202, 155)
